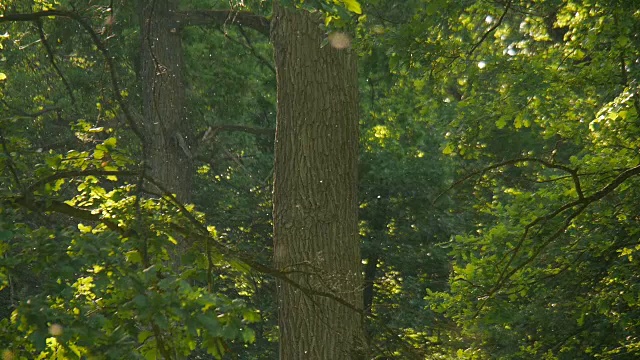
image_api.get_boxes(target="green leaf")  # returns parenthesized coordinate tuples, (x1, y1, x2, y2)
(514, 113, 523, 129)
(442, 143, 454, 155)
(199, 315, 221, 334)
(78, 223, 93, 233)
(241, 328, 256, 343)
(205, 338, 225, 358)
(341, 0, 362, 14)
(45, 154, 62, 169)
(126, 250, 142, 264)
(144, 347, 158, 360)
(138, 330, 153, 344)
(133, 294, 148, 308)
(153, 313, 169, 330)
(618, 110, 628, 119)
(0, 230, 13, 241)
(242, 309, 260, 323)
(616, 36, 629, 47)
(103, 137, 117, 148)
(496, 115, 509, 129)
(94, 149, 105, 160)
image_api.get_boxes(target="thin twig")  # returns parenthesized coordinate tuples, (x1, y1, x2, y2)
(237, 25, 276, 74)
(35, 18, 77, 105)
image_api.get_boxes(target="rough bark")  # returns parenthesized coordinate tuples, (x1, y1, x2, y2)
(271, 3, 365, 359)
(140, 0, 192, 202)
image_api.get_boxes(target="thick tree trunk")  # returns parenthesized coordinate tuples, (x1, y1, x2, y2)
(140, 0, 192, 202)
(271, 4, 365, 359)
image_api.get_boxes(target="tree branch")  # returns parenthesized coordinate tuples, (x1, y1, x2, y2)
(5, 195, 121, 232)
(583, 164, 640, 203)
(174, 10, 270, 36)
(434, 156, 580, 203)
(224, 25, 276, 74)
(0, 99, 61, 118)
(26, 169, 138, 192)
(199, 124, 274, 144)
(210, 124, 274, 136)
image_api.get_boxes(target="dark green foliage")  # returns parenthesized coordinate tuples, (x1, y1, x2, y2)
(2, 0, 640, 358)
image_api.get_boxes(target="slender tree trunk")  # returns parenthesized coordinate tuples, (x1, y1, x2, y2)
(363, 253, 378, 318)
(271, 3, 365, 359)
(140, 0, 192, 202)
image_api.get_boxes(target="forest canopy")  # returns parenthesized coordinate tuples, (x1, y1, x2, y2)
(1, 0, 639, 359)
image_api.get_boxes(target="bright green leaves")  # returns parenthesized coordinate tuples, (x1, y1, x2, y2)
(1, 197, 260, 359)
(589, 86, 639, 153)
(364, 124, 400, 150)
(495, 114, 509, 129)
(442, 142, 455, 155)
(1, 125, 260, 358)
(618, 245, 640, 262)
(0, 31, 8, 52)
(94, 137, 121, 175)
(93, 137, 116, 162)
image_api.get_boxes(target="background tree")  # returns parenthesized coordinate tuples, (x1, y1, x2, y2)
(139, 0, 192, 201)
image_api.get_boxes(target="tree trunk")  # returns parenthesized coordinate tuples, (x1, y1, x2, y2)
(140, 0, 192, 202)
(271, 3, 365, 359)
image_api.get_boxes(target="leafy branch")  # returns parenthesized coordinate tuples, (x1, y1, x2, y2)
(0, 10, 144, 143)
(435, 157, 583, 203)
(472, 162, 640, 317)
(467, 0, 512, 57)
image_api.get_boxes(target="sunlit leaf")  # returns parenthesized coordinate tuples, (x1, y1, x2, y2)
(341, 0, 361, 14)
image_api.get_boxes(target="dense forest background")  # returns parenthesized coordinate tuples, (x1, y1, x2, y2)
(1, 0, 639, 359)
